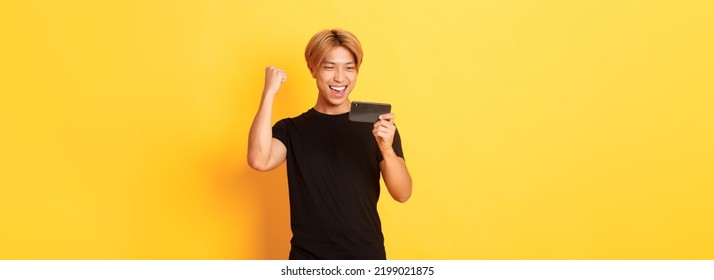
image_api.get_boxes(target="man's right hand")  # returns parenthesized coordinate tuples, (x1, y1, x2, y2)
(263, 66, 287, 97)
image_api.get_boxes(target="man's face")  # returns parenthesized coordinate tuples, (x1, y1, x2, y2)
(312, 46, 358, 111)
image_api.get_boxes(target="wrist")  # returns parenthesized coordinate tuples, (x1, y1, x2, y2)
(380, 148, 397, 159)
(260, 92, 276, 104)
(261, 90, 277, 99)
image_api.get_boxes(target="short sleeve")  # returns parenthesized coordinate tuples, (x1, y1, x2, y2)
(272, 118, 289, 147)
(393, 127, 405, 159)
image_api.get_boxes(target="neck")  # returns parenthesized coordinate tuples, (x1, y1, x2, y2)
(314, 98, 351, 115)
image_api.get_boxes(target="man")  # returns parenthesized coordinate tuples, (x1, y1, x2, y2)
(247, 29, 412, 260)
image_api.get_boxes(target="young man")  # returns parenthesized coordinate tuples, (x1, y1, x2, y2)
(247, 29, 412, 260)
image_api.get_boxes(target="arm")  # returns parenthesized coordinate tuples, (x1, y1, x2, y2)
(374, 113, 413, 202)
(247, 66, 288, 171)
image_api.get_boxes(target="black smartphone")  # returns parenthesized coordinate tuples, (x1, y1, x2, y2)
(349, 101, 391, 123)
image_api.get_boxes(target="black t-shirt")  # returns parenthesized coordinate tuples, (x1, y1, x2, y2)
(272, 108, 404, 260)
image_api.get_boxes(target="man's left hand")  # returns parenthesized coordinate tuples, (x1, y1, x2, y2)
(373, 113, 396, 153)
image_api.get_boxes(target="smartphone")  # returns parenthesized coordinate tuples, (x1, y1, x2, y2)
(349, 101, 391, 123)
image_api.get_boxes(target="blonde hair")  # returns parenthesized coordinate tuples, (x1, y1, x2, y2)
(304, 29, 363, 73)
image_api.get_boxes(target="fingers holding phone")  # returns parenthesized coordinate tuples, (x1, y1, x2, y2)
(378, 113, 394, 123)
(373, 113, 396, 152)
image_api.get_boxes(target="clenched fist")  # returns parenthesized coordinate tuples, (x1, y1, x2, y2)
(263, 66, 287, 97)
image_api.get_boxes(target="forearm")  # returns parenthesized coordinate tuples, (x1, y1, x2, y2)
(247, 94, 275, 170)
(380, 150, 412, 203)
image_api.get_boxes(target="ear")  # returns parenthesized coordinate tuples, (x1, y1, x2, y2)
(309, 66, 316, 78)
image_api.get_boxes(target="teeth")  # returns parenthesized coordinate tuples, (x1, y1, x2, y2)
(329, 86, 346, 91)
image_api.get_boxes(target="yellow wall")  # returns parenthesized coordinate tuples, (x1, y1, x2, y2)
(1, 0, 712, 259)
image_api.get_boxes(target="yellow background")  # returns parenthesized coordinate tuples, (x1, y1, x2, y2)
(1, 0, 712, 259)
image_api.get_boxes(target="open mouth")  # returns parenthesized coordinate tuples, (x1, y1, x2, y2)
(329, 85, 347, 92)
(328, 85, 348, 96)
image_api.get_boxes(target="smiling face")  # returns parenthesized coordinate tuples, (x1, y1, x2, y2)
(312, 46, 358, 114)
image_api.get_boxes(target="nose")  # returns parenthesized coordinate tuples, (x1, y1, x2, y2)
(333, 68, 345, 83)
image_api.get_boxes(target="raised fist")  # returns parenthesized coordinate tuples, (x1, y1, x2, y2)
(263, 66, 287, 97)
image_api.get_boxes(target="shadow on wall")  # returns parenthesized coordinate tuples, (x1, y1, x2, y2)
(243, 164, 291, 259)
(211, 152, 292, 259)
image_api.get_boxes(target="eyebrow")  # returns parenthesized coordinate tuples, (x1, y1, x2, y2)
(322, 61, 355, 65)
